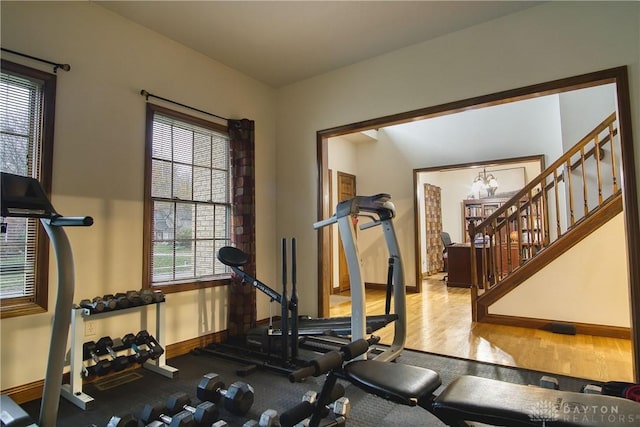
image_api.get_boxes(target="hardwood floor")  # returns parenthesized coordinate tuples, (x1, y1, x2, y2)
(329, 274, 634, 382)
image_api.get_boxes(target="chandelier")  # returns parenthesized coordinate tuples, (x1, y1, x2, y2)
(471, 168, 498, 197)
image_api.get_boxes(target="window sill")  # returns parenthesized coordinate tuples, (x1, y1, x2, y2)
(150, 276, 232, 294)
(0, 301, 47, 319)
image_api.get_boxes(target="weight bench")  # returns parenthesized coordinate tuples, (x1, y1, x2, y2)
(343, 360, 640, 426)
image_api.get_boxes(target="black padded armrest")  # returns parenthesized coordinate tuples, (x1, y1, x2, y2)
(433, 375, 640, 427)
(343, 360, 441, 407)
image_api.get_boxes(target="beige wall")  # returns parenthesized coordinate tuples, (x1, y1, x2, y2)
(0, 2, 277, 390)
(490, 213, 630, 326)
(275, 2, 640, 318)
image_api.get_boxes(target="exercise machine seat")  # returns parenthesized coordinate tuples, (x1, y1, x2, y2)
(432, 375, 640, 427)
(343, 360, 441, 407)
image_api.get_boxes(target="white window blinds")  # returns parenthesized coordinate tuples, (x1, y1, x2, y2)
(0, 70, 45, 301)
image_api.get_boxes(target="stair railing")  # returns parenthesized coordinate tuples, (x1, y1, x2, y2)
(468, 112, 621, 300)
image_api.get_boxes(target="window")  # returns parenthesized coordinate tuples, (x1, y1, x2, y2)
(0, 60, 56, 318)
(144, 104, 231, 292)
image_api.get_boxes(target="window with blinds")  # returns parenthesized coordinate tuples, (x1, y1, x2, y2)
(145, 105, 231, 289)
(0, 60, 56, 317)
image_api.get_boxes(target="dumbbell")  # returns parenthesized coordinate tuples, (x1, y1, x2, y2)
(121, 332, 150, 365)
(137, 289, 155, 305)
(140, 401, 195, 427)
(82, 341, 111, 376)
(302, 389, 350, 418)
(115, 292, 142, 307)
(581, 384, 603, 394)
(103, 293, 130, 310)
(280, 384, 345, 427)
(242, 409, 279, 427)
(140, 288, 166, 304)
(96, 336, 130, 371)
(106, 413, 138, 427)
(135, 330, 164, 359)
(79, 297, 105, 313)
(99, 294, 118, 311)
(138, 288, 165, 304)
(197, 373, 255, 416)
(539, 375, 559, 390)
(125, 290, 144, 306)
(165, 391, 219, 426)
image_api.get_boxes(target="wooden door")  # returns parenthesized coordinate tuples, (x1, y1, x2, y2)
(337, 172, 356, 292)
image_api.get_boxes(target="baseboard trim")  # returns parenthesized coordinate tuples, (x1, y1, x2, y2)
(480, 314, 631, 339)
(364, 282, 386, 290)
(2, 330, 226, 404)
(365, 282, 418, 293)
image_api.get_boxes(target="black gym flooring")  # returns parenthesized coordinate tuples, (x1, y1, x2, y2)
(20, 348, 593, 426)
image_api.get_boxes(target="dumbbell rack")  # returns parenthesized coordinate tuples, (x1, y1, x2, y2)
(61, 301, 179, 410)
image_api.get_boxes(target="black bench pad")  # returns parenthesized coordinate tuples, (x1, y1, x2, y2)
(433, 375, 640, 426)
(343, 360, 442, 406)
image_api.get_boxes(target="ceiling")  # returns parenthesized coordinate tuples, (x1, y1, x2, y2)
(95, 1, 542, 88)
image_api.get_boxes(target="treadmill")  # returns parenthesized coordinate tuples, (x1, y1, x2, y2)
(311, 193, 406, 362)
(0, 172, 93, 427)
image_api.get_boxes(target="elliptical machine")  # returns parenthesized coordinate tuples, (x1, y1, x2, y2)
(0, 172, 93, 427)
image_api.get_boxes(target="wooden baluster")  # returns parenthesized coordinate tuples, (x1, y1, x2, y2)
(580, 146, 588, 217)
(541, 182, 549, 247)
(566, 158, 575, 226)
(609, 120, 619, 193)
(486, 223, 492, 289)
(595, 133, 604, 204)
(553, 168, 561, 238)
(527, 190, 536, 255)
(505, 204, 514, 274)
(469, 222, 478, 295)
(494, 219, 502, 281)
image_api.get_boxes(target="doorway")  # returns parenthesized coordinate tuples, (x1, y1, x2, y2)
(316, 66, 639, 377)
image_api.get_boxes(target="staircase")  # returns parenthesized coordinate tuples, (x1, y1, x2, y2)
(468, 112, 624, 335)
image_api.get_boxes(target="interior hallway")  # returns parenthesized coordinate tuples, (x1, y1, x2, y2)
(329, 274, 634, 383)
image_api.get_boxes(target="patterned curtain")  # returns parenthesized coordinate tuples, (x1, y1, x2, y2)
(228, 119, 256, 336)
(424, 184, 444, 275)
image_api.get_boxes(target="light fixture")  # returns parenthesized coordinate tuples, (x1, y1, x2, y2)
(472, 168, 499, 197)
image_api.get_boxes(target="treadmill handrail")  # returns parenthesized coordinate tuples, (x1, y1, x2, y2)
(336, 193, 395, 220)
(313, 194, 396, 231)
(50, 216, 94, 227)
(313, 215, 337, 229)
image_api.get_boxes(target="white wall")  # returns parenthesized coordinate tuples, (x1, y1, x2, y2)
(276, 2, 640, 318)
(559, 83, 618, 148)
(0, 2, 277, 390)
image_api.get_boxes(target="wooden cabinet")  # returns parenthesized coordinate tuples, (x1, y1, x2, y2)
(446, 244, 488, 288)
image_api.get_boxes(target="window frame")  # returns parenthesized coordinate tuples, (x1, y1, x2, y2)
(0, 60, 56, 318)
(143, 103, 232, 293)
